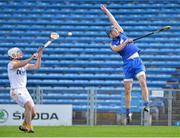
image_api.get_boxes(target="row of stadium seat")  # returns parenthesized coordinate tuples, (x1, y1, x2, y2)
(0, 14, 179, 19)
(0, 73, 172, 81)
(0, 0, 178, 3)
(0, 43, 179, 49)
(0, 2, 179, 8)
(0, 66, 176, 74)
(0, 80, 167, 89)
(1, 62, 180, 69)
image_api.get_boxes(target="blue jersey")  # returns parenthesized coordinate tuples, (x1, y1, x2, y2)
(111, 32, 140, 62)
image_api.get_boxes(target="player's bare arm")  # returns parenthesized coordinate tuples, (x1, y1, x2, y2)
(100, 4, 124, 33)
(12, 54, 37, 69)
(26, 47, 44, 70)
(110, 38, 133, 52)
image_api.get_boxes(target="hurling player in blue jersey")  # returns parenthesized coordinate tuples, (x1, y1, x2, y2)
(101, 4, 150, 123)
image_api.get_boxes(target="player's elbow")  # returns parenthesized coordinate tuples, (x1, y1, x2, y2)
(35, 65, 41, 70)
(119, 29, 124, 33)
(111, 46, 122, 52)
(111, 48, 119, 52)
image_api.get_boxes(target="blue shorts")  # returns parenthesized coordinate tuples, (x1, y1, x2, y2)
(123, 58, 145, 80)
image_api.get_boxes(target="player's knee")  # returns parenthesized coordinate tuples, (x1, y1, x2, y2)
(139, 77, 147, 88)
(124, 81, 132, 93)
(124, 85, 131, 95)
(125, 91, 131, 97)
(125, 87, 131, 93)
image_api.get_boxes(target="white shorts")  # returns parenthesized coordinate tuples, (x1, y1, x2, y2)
(10, 87, 35, 107)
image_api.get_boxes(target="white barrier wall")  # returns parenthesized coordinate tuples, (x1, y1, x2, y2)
(0, 104, 72, 126)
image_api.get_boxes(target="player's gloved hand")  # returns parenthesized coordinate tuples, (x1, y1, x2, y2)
(110, 43, 117, 48)
(126, 38, 134, 44)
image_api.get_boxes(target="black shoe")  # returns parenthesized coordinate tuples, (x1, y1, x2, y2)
(19, 125, 28, 132)
(27, 129, 35, 133)
(126, 113, 132, 124)
(143, 106, 150, 112)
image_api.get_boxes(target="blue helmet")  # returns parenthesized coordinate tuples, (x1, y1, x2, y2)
(106, 26, 118, 38)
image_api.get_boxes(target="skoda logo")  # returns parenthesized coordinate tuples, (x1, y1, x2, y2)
(0, 109, 9, 123)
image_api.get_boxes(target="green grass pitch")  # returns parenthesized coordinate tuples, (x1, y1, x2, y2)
(0, 126, 180, 137)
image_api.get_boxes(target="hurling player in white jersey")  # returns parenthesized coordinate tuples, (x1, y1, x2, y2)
(7, 47, 43, 133)
(101, 5, 150, 124)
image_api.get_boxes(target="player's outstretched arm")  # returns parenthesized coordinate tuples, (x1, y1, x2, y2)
(27, 47, 44, 70)
(110, 38, 133, 52)
(100, 4, 124, 33)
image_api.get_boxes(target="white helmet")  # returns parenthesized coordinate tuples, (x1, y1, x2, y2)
(8, 47, 23, 59)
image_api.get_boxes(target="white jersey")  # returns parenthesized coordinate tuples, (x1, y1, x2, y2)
(7, 61, 28, 89)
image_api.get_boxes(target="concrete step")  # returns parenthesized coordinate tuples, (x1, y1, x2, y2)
(173, 109, 180, 113)
(172, 114, 180, 120)
(152, 120, 168, 126)
(159, 114, 168, 120)
(172, 102, 180, 105)
(174, 94, 180, 100)
(133, 113, 170, 126)
(173, 100, 180, 103)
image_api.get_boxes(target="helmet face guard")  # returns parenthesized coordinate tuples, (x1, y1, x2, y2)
(8, 47, 23, 59)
